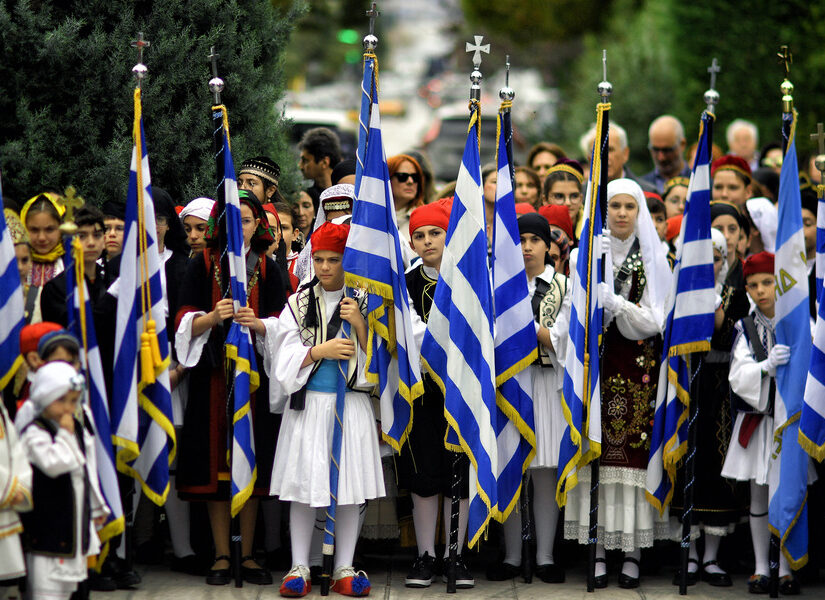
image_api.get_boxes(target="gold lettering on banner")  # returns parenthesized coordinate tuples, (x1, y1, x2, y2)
(776, 268, 798, 296)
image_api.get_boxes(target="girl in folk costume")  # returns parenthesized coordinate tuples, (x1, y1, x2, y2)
(540, 158, 585, 241)
(0, 396, 32, 589)
(488, 213, 571, 584)
(21, 193, 66, 323)
(563, 178, 673, 588)
(260, 221, 382, 598)
(670, 227, 749, 586)
(396, 200, 474, 589)
(175, 189, 288, 586)
(721, 252, 813, 595)
(179, 197, 214, 258)
(18, 361, 108, 600)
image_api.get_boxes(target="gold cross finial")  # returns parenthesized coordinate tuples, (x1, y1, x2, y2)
(811, 123, 825, 156)
(62, 186, 84, 223)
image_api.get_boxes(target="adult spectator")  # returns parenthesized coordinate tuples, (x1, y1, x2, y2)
(726, 119, 759, 171)
(298, 127, 342, 195)
(527, 142, 567, 180)
(580, 122, 656, 192)
(642, 115, 690, 193)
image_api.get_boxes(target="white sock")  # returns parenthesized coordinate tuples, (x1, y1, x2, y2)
(688, 541, 699, 573)
(309, 508, 325, 567)
(441, 497, 469, 559)
(261, 498, 283, 552)
(165, 475, 194, 558)
(333, 504, 362, 572)
(502, 510, 523, 567)
(703, 533, 725, 574)
(750, 482, 770, 577)
(290, 502, 316, 568)
(622, 548, 640, 578)
(779, 552, 791, 578)
(531, 469, 559, 566)
(595, 544, 606, 577)
(411, 493, 438, 557)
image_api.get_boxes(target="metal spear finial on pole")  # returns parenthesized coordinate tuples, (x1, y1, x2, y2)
(812, 123, 825, 182)
(778, 45, 794, 113)
(131, 32, 150, 87)
(208, 46, 225, 104)
(499, 55, 515, 109)
(597, 49, 612, 103)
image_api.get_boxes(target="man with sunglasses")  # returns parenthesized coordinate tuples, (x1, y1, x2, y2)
(642, 115, 690, 194)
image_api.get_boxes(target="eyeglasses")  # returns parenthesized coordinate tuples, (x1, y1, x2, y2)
(393, 172, 420, 184)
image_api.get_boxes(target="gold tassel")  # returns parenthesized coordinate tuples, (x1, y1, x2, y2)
(140, 333, 156, 384)
(146, 319, 163, 368)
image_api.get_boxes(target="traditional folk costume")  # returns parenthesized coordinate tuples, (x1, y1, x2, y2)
(563, 179, 672, 585)
(671, 224, 749, 584)
(0, 400, 32, 583)
(174, 193, 288, 501)
(260, 222, 380, 597)
(491, 213, 570, 583)
(721, 252, 814, 590)
(18, 362, 108, 600)
(394, 199, 473, 587)
(21, 194, 66, 324)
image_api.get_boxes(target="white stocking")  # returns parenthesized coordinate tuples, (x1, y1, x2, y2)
(333, 504, 362, 572)
(622, 548, 640, 578)
(289, 502, 316, 568)
(411, 493, 438, 557)
(750, 482, 770, 577)
(531, 469, 559, 566)
(165, 475, 194, 558)
(703, 533, 725, 574)
(441, 497, 469, 558)
(688, 540, 699, 573)
(595, 544, 606, 577)
(502, 510, 523, 567)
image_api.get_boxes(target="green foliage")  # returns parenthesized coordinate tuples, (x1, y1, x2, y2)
(0, 0, 302, 206)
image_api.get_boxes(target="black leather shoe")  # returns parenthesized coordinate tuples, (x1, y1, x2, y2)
(748, 574, 769, 594)
(87, 570, 117, 592)
(594, 557, 608, 589)
(240, 556, 273, 585)
(535, 563, 565, 584)
(702, 560, 732, 587)
(618, 557, 640, 589)
(205, 555, 231, 586)
(485, 561, 520, 581)
(672, 560, 700, 586)
(779, 574, 800, 595)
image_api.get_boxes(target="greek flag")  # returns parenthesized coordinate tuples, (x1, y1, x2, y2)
(556, 105, 607, 507)
(64, 238, 124, 559)
(217, 116, 260, 518)
(421, 106, 497, 547)
(770, 112, 810, 569)
(0, 176, 25, 390)
(491, 107, 536, 520)
(801, 175, 825, 460)
(343, 87, 423, 451)
(646, 111, 716, 513)
(112, 88, 176, 505)
(354, 51, 375, 190)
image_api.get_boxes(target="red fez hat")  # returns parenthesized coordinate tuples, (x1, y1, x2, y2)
(515, 202, 537, 215)
(666, 215, 683, 242)
(743, 251, 775, 279)
(711, 155, 752, 180)
(174, 205, 184, 215)
(538, 205, 575, 241)
(19, 322, 62, 356)
(409, 198, 452, 235)
(311, 221, 350, 255)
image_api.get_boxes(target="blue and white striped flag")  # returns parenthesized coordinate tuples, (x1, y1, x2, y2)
(421, 106, 497, 547)
(64, 238, 124, 559)
(354, 51, 375, 191)
(217, 114, 260, 518)
(800, 176, 825, 461)
(770, 111, 810, 569)
(112, 88, 176, 505)
(343, 82, 423, 451)
(0, 174, 25, 390)
(556, 104, 607, 507)
(646, 111, 716, 513)
(491, 107, 536, 521)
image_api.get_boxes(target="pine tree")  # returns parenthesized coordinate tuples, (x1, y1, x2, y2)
(0, 0, 303, 206)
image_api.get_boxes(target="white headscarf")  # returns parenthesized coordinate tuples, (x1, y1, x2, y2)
(294, 186, 356, 284)
(606, 178, 673, 328)
(15, 361, 84, 432)
(711, 227, 729, 293)
(745, 197, 778, 253)
(179, 197, 215, 222)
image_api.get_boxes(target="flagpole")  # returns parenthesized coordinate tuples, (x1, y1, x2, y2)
(769, 44, 795, 600)
(584, 51, 611, 594)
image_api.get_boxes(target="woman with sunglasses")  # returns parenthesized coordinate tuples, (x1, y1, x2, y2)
(388, 154, 426, 249)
